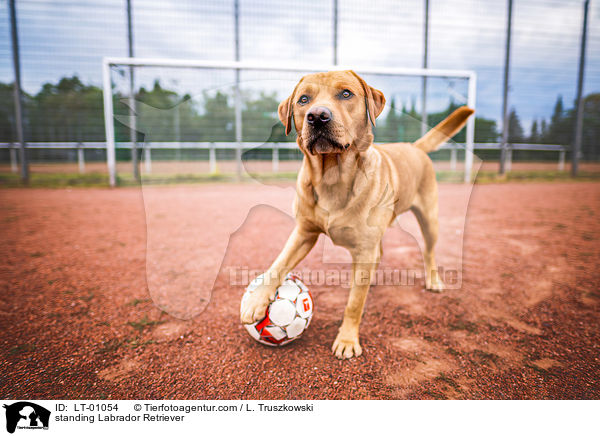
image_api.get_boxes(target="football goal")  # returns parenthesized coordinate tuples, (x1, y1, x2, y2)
(102, 57, 477, 187)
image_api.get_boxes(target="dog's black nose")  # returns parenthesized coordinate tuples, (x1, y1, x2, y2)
(306, 106, 332, 127)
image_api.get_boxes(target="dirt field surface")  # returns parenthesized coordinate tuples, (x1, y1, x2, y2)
(1, 182, 599, 400)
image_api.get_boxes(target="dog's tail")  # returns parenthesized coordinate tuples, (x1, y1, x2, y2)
(413, 106, 474, 153)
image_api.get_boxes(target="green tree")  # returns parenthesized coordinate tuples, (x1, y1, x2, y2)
(575, 93, 600, 160)
(474, 117, 498, 143)
(0, 83, 16, 141)
(197, 91, 234, 142)
(551, 96, 564, 126)
(374, 98, 403, 142)
(242, 91, 288, 142)
(388, 98, 403, 141)
(544, 95, 572, 145)
(507, 108, 524, 143)
(541, 119, 548, 139)
(30, 76, 104, 142)
(133, 80, 181, 142)
(529, 119, 539, 143)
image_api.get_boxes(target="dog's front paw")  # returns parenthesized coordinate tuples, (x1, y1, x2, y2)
(426, 276, 444, 293)
(240, 285, 276, 324)
(332, 329, 362, 359)
(240, 290, 270, 324)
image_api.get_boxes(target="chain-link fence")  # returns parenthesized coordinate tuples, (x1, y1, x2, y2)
(1, 0, 599, 183)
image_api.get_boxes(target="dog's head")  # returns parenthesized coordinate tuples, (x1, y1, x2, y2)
(278, 70, 385, 155)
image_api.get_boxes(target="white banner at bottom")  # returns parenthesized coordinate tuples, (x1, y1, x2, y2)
(1, 400, 596, 435)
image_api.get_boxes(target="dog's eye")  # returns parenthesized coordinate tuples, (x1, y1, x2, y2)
(340, 89, 353, 99)
(298, 95, 310, 105)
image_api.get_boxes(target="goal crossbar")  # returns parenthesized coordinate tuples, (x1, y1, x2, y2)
(102, 57, 477, 186)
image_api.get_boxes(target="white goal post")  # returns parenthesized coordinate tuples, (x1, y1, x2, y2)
(102, 57, 477, 186)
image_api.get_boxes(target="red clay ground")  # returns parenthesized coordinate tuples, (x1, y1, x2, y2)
(0, 182, 599, 399)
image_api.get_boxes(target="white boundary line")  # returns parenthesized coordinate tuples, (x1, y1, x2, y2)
(102, 57, 477, 186)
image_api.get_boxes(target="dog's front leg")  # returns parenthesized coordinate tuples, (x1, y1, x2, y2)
(240, 225, 319, 324)
(332, 246, 380, 359)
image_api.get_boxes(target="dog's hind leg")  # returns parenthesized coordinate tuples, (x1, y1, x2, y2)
(411, 185, 444, 292)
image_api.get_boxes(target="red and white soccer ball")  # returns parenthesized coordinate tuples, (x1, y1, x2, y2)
(241, 273, 314, 346)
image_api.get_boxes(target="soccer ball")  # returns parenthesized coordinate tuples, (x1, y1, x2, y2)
(241, 273, 313, 346)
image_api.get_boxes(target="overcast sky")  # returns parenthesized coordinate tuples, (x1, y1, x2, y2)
(0, 0, 598, 132)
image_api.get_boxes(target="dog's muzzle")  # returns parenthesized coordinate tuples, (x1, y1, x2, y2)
(306, 106, 332, 129)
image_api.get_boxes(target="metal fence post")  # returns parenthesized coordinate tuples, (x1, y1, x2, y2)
(450, 145, 457, 172)
(272, 142, 279, 172)
(333, 0, 338, 65)
(421, 0, 429, 137)
(506, 146, 512, 172)
(126, 0, 139, 182)
(209, 142, 216, 173)
(234, 0, 242, 180)
(10, 144, 18, 173)
(77, 142, 85, 174)
(558, 149, 566, 171)
(499, 0, 513, 175)
(572, 0, 589, 177)
(235, 72, 242, 180)
(144, 143, 152, 173)
(9, 0, 28, 183)
(174, 103, 181, 162)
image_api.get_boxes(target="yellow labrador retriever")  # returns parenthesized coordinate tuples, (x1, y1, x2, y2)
(240, 70, 473, 359)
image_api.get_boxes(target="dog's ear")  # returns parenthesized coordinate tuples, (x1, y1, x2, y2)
(277, 95, 294, 136)
(278, 79, 303, 135)
(349, 70, 386, 127)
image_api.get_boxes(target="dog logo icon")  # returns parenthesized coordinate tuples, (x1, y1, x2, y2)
(3, 402, 50, 434)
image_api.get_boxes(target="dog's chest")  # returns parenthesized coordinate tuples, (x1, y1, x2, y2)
(311, 200, 362, 248)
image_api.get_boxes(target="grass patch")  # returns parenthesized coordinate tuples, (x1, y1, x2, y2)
(473, 170, 600, 184)
(0, 172, 112, 188)
(129, 298, 151, 307)
(4, 166, 599, 189)
(0, 170, 298, 188)
(435, 171, 465, 183)
(127, 316, 164, 333)
(125, 338, 156, 349)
